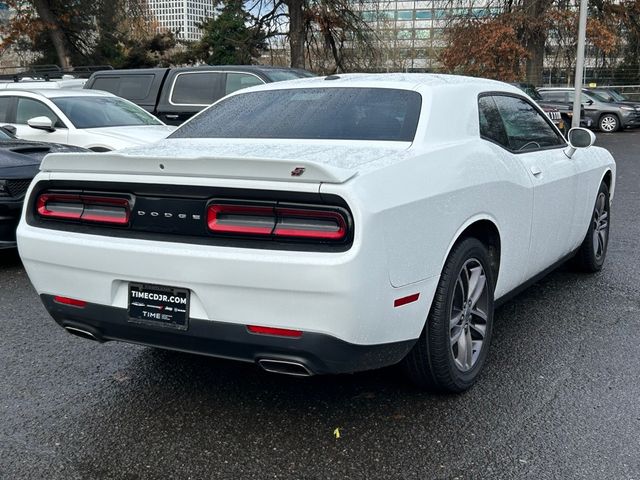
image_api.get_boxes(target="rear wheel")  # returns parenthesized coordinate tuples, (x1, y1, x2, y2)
(573, 181, 610, 272)
(599, 114, 619, 132)
(403, 238, 495, 393)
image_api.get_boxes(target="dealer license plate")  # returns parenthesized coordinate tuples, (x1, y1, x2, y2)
(128, 283, 190, 330)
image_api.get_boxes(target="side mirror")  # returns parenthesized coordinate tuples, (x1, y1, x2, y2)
(27, 116, 55, 132)
(564, 127, 596, 158)
(1, 125, 16, 136)
(585, 99, 594, 106)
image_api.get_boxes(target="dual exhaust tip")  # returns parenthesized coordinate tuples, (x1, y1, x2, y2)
(64, 325, 100, 342)
(257, 359, 314, 377)
(63, 325, 314, 377)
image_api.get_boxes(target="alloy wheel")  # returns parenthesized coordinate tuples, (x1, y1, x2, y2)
(592, 192, 609, 260)
(449, 259, 489, 372)
(600, 115, 618, 132)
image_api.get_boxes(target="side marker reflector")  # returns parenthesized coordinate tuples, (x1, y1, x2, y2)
(54, 296, 87, 308)
(394, 293, 420, 308)
(247, 325, 303, 338)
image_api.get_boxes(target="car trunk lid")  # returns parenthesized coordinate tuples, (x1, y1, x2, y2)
(39, 138, 411, 184)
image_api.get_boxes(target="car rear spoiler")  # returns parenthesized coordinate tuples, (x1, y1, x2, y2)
(39, 152, 358, 184)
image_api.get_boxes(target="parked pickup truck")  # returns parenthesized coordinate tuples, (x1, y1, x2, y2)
(84, 65, 314, 125)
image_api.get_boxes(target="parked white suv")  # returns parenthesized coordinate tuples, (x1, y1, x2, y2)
(0, 90, 175, 151)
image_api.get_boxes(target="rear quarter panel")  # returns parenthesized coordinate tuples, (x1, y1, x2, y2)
(321, 139, 534, 299)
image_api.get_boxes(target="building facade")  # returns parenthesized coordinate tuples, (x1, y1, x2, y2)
(356, 0, 500, 71)
(147, 0, 215, 42)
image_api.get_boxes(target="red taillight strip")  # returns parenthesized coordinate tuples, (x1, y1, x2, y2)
(247, 325, 303, 338)
(273, 208, 347, 240)
(394, 293, 420, 308)
(37, 193, 82, 220)
(54, 296, 87, 307)
(79, 196, 130, 225)
(206, 203, 349, 241)
(207, 204, 275, 235)
(37, 193, 130, 225)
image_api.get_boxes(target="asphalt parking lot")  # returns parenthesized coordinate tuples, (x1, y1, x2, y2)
(1, 130, 639, 480)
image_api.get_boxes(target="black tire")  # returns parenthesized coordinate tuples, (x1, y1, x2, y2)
(403, 237, 495, 393)
(598, 113, 620, 133)
(573, 181, 610, 272)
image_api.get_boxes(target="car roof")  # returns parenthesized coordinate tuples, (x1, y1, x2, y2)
(0, 89, 114, 98)
(538, 87, 587, 91)
(237, 73, 517, 93)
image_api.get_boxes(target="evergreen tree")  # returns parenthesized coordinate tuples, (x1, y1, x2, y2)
(194, 0, 267, 65)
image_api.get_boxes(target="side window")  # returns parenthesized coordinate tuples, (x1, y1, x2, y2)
(16, 98, 65, 128)
(492, 95, 565, 151)
(0, 97, 13, 123)
(539, 91, 566, 102)
(92, 77, 121, 95)
(225, 73, 264, 95)
(171, 72, 223, 105)
(478, 96, 509, 149)
(92, 76, 153, 101)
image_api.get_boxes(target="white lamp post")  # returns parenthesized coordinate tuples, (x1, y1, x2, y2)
(572, 0, 588, 128)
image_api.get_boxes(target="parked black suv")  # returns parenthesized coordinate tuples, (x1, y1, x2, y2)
(84, 65, 314, 125)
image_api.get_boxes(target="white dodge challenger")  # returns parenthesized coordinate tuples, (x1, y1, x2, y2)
(17, 74, 615, 392)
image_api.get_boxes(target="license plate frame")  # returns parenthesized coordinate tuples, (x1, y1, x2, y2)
(127, 282, 190, 330)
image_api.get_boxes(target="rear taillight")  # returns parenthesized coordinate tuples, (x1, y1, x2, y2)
(273, 207, 346, 240)
(207, 204, 275, 235)
(37, 193, 130, 226)
(207, 203, 349, 242)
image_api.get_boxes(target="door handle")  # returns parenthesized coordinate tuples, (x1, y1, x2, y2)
(530, 165, 542, 176)
(165, 114, 179, 120)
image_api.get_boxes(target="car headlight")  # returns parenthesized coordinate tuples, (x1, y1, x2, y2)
(620, 106, 634, 111)
(0, 180, 8, 197)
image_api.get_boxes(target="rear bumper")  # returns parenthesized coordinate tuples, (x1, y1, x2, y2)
(43, 295, 416, 374)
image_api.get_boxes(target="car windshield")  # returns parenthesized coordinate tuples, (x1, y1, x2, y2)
(51, 96, 162, 129)
(0, 128, 13, 140)
(606, 89, 629, 102)
(170, 87, 422, 142)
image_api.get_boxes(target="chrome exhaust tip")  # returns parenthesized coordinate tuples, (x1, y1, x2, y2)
(257, 359, 314, 377)
(64, 326, 99, 342)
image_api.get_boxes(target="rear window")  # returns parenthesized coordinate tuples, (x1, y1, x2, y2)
(170, 87, 421, 142)
(92, 75, 154, 101)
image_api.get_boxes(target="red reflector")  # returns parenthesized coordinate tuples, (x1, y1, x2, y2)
(273, 208, 347, 240)
(37, 193, 130, 225)
(247, 325, 303, 338)
(54, 296, 87, 307)
(207, 204, 275, 235)
(394, 293, 420, 307)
